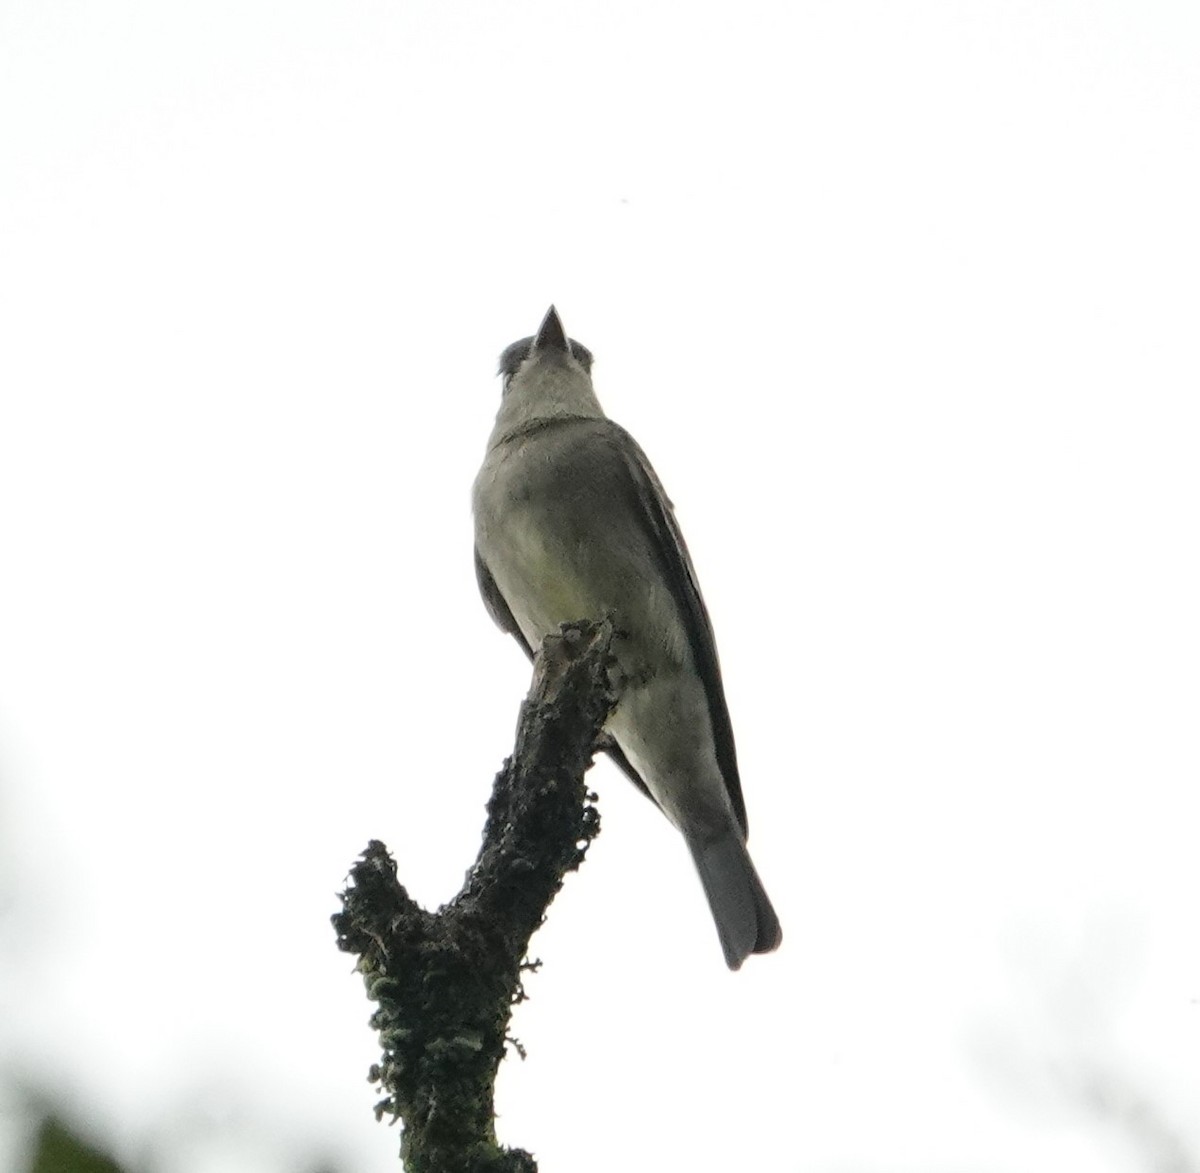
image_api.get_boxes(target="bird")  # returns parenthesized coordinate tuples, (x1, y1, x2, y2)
(472, 306, 781, 969)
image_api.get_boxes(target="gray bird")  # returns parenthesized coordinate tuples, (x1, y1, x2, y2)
(472, 306, 781, 969)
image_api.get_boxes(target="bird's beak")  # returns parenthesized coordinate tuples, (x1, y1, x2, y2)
(533, 305, 570, 354)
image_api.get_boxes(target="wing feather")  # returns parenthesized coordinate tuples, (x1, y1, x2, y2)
(606, 424, 749, 836)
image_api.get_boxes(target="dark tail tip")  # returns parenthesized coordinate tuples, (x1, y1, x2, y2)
(691, 834, 782, 971)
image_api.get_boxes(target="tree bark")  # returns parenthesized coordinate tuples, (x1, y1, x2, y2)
(332, 618, 618, 1173)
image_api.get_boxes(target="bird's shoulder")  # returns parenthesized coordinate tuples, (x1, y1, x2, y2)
(490, 412, 630, 453)
(486, 414, 654, 494)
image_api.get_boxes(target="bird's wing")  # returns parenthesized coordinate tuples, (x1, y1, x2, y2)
(474, 546, 532, 660)
(605, 422, 749, 836)
(474, 539, 660, 807)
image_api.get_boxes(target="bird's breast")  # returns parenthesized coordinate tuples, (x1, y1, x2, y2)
(474, 442, 689, 672)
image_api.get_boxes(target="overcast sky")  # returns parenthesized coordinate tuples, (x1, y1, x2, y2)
(2, 2, 1198, 1171)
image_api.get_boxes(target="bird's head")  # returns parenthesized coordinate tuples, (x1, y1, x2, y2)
(498, 306, 594, 393)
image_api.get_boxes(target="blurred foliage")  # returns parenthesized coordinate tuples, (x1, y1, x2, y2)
(27, 1117, 129, 1173)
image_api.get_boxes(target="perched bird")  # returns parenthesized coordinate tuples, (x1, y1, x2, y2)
(472, 306, 781, 969)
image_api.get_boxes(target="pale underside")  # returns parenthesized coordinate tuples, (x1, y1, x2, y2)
(473, 415, 745, 842)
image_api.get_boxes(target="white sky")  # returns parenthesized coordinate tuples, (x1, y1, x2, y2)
(1, 1, 1198, 1171)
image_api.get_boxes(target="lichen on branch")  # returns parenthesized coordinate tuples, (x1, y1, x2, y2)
(332, 619, 618, 1173)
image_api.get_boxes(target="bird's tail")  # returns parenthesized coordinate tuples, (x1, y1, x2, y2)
(688, 832, 782, 970)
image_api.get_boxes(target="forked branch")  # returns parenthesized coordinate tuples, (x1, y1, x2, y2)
(332, 618, 618, 1173)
